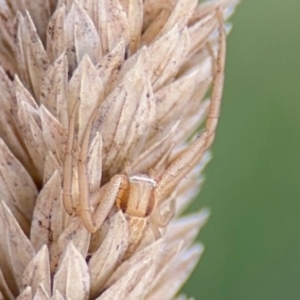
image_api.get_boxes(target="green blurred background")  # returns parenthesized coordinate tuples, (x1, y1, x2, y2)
(183, 1, 300, 299)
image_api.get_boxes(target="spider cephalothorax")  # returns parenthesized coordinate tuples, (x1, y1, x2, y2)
(116, 174, 158, 218)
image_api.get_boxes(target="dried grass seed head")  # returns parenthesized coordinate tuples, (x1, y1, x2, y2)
(0, 0, 239, 299)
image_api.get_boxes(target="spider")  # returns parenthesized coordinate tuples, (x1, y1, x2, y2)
(62, 10, 226, 248)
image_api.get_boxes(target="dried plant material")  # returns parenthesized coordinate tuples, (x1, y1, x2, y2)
(67, 55, 104, 141)
(41, 105, 67, 165)
(33, 284, 51, 300)
(22, 245, 51, 297)
(30, 170, 61, 250)
(99, 238, 165, 299)
(157, 0, 198, 39)
(16, 286, 32, 300)
(0, 0, 239, 299)
(16, 12, 50, 99)
(0, 202, 35, 290)
(167, 210, 210, 250)
(0, 68, 29, 163)
(152, 69, 201, 137)
(146, 245, 204, 300)
(95, 39, 125, 96)
(89, 211, 129, 298)
(64, 2, 102, 72)
(93, 0, 130, 55)
(0, 139, 37, 233)
(145, 241, 183, 297)
(46, 5, 67, 64)
(53, 242, 90, 300)
(130, 123, 176, 174)
(50, 220, 91, 272)
(97, 57, 154, 174)
(50, 290, 64, 300)
(43, 151, 62, 184)
(39, 53, 68, 126)
(125, 0, 143, 54)
(0, 268, 14, 300)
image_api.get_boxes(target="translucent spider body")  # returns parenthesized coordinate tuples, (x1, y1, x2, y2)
(115, 174, 175, 255)
(116, 175, 158, 218)
(62, 10, 226, 247)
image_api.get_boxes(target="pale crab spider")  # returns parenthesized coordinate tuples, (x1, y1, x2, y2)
(62, 10, 226, 244)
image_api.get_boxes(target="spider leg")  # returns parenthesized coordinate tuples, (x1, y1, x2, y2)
(146, 199, 176, 242)
(205, 9, 226, 148)
(63, 101, 80, 216)
(150, 198, 176, 228)
(77, 107, 100, 231)
(63, 97, 110, 231)
(148, 220, 161, 240)
(156, 10, 226, 199)
(89, 175, 123, 232)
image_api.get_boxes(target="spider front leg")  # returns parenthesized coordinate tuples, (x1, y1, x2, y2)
(85, 175, 124, 232)
(149, 198, 176, 237)
(156, 9, 226, 199)
(77, 110, 125, 232)
(63, 100, 122, 232)
(147, 202, 175, 242)
(205, 9, 226, 149)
